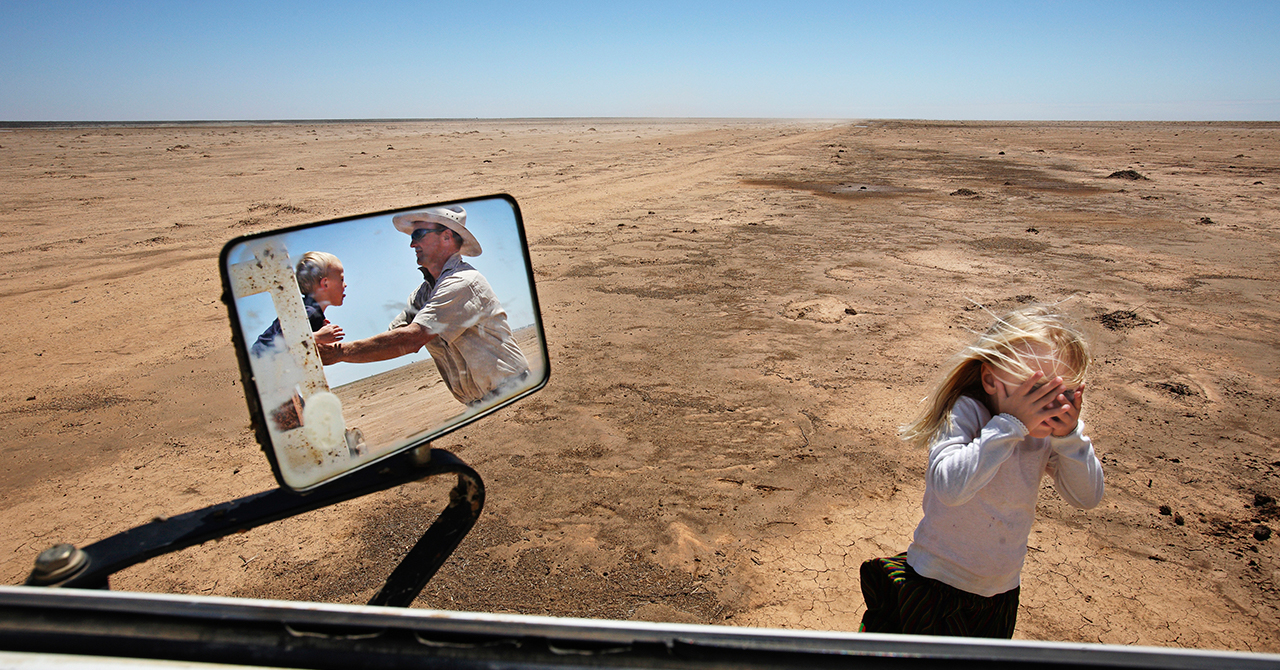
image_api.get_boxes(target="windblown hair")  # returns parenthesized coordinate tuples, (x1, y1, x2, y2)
(899, 304, 1091, 450)
(294, 251, 340, 295)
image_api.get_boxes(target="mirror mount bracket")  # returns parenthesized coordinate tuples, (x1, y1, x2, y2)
(25, 447, 484, 609)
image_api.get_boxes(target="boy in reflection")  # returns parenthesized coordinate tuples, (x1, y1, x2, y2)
(322, 206, 530, 407)
(251, 251, 346, 358)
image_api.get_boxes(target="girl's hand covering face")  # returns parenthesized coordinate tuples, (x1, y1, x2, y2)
(992, 372, 1074, 437)
(1045, 384, 1084, 437)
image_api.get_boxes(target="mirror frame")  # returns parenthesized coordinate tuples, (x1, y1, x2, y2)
(219, 193, 548, 492)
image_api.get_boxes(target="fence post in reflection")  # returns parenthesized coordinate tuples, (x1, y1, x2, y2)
(228, 240, 353, 474)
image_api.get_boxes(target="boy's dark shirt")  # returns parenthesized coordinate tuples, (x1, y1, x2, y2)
(250, 294, 326, 357)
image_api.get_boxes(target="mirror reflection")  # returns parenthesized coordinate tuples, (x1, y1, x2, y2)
(222, 195, 546, 490)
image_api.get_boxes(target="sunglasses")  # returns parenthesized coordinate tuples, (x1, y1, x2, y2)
(410, 226, 449, 242)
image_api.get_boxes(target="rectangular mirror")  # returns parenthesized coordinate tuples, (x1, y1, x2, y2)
(220, 194, 547, 491)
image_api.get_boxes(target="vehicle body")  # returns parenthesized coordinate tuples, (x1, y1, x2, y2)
(5, 585, 1276, 669)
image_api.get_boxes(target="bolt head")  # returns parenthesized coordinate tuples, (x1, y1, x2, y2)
(31, 543, 87, 583)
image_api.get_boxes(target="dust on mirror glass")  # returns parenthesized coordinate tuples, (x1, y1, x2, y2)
(222, 195, 546, 491)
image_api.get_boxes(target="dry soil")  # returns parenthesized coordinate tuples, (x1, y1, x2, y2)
(1, 119, 1277, 652)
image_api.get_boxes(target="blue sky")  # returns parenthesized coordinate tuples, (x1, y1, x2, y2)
(2, 1, 1277, 121)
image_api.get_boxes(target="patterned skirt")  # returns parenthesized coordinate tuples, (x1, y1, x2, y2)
(859, 552, 1019, 638)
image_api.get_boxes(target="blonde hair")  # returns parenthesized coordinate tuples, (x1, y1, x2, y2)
(900, 304, 1091, 449)
(295, 251, 340, 296)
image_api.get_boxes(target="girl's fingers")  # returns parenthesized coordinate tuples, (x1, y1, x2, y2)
(1024, 384, 1060, 409)
(1040, 376, 1066, 400)
(1016, 372, 1044, 393)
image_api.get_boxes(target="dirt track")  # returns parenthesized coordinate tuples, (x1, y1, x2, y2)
(1, 119, 1277, 651)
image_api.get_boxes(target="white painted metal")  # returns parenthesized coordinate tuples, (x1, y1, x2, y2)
(229, 240, 351, 487)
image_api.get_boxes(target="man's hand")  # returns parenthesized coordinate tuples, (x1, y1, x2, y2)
(316, 339, 340, 366)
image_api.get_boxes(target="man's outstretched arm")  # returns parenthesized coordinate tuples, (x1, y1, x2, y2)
(320, 323, 436, 364)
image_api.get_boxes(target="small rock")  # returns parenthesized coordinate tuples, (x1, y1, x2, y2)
(1159, 505, 1172, 516)
(1255, 525, 1272, 542)
(1106, 169, 1148, 180)
(949, 188, 979, 197)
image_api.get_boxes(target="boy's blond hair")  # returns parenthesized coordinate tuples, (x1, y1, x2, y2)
(900, 304, 1091, 450)
(295, 251, 340, 296)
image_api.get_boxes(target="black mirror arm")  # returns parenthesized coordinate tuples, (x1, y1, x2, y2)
(25, 447, 484, 608)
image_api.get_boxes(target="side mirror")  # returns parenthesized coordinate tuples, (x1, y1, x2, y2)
(220, 194, 547, 491)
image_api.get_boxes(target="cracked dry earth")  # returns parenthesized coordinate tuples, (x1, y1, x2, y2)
(1, 119, 1277, 653)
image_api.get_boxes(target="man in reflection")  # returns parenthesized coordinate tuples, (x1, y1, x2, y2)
(251, 251, 346, 358)
(322, 206, 530, 407)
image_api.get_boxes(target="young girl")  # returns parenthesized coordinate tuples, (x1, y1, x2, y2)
(860, 304, 1104, 638)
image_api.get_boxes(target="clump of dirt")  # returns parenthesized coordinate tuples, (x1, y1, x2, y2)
(785, 297, 854, 323)
(248, 202, 307, 216)
(19, 390, 135, 414)
(1151, 381, 1196, 398)
(1095, 309, 1156, 331)
(1107, 170, 1149, 180)
(1253, 493, 1279, 521)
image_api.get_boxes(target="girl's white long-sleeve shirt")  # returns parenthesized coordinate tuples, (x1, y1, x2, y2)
(906, 395, 1104, 597)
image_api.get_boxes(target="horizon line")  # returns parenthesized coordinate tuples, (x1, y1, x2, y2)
(3, 117, 1279, 129)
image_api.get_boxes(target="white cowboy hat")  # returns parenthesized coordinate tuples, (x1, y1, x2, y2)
(392, 206, 482, 256)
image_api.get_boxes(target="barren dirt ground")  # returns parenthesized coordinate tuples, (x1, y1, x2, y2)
(1, 119, 1277, 652)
